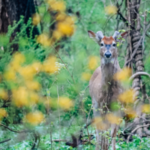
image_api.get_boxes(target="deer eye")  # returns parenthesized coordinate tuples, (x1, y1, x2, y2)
(100, 43, 104, 47)
(112, 43, 116, 47)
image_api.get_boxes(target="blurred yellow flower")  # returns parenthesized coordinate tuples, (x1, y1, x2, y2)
(31, 62, 42, 73)
(65, 16, 75, 25)
(50, 1, 66, 12)
(26, 81, 41, 91)
(88, 56, 99, 70)
(53, 30, 63, 40)
(4, 69, 16, 81)
(105, 5, 117, 15)
(43, 56, 59, 74)
(58, 97, 73, 110)
(24, 111, 44, 125)
(10, 53, 25, 71)
(56, 13, 66, 21)
(18, 65, 36, 80)
(81, 72, 92, 81)
(92, 117, 107, 130)
(47, 0, 55, 5)
(114, 67, 131, 82)
(142, 104, 150, 114)
(0, 89, 8, 100)
(57, 22, 75, 36)
(124, 107, 137, 119)
(0, 108, 7, 120)
(32, 13, 41, 26)
(13, 52, 25, 64)
(106, 113, 122, 125)
(37, 34, 51, 47)
(29, 92, 39, 105)
(12, 87, 29, 107)
(118, 89, 135, 104)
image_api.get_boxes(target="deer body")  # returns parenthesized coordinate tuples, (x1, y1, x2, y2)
(88, 30, 125, 150)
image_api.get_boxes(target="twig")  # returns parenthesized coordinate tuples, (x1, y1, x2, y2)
(31, 132, 40, 150)
(0, 123, 30, 133)
(127, 124, 150, 142)
(57, 85, 61, 149)
(0, 138, 11, 144)
(58, 54, 75, 83)
(53, 139, 67, 142)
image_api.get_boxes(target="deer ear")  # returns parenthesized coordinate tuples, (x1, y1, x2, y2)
(88, 30, 96, 38)
(121, 31, 128, 39)
(113, 31, 120, 40)
(95, 31, 104, 42)
(88, 30, 104, 43)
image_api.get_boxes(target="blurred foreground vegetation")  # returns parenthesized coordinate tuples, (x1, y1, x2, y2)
(0, 0, 150, 149)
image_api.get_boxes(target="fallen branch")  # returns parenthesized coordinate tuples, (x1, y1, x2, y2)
(130, 72, 150, 80)
(127, 124, 150, 142)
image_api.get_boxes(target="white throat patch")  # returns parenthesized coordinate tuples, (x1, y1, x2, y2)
(101, 58, 115, 65)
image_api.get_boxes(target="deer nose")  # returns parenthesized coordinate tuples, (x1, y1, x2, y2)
(105, 52, 111, 58)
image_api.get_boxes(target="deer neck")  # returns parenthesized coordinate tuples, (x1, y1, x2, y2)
(100, 57, 120, 83)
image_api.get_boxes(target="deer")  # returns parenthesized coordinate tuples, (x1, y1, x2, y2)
(88, 30, 127, 150)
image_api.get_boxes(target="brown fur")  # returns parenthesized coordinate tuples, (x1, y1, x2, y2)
(102, 36, 115, 45)
(89, 37, 123, 150)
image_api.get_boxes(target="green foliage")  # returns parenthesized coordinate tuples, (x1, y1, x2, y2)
(1, 0, 150, 149)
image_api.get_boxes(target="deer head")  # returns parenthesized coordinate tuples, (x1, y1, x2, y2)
(88, 30, 127, 64)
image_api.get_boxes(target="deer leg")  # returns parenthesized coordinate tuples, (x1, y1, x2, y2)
(92, 98, 109, 150)
(92, 97, 100, 117)
(111, 124, 118, 150)
(92, 98, 101, 150)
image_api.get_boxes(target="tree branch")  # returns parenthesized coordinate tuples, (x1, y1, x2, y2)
(0, 123, 30, 133)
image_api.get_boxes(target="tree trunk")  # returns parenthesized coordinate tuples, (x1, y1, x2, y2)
(126, 0, 144, 137)
(126, 0, 144, 98)
(0, 0, 39, 44)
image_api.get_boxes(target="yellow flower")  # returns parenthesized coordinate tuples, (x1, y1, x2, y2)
(0, 108, 7, 119)
(47, 0, 55, 5)
(58, 97, 73, 110)
(12, 87, 29, 107)
(37, 34, 51, 47)
(0, 89, 8, 100)
(52, 30, 63, 40)
(92, 117, 107, 130)
(81, 72, 92, 81)
(4, 69, 16, 81)
(13, 52, 25, 64)
(18, 65, 36, 80)
(26, 81, 41, 91)
(29, 92, 39, 105)
(124, 107, 137, 119)
(10, 53, 25, 71)
(56, 13, 66, 21)
(65, 16, 75, 25)
(42, 56, 59, 74)
(50, 1, 66, 12)
(118, 89, 135, 104)
(88, 56, 99, 70)
(105, 5, 117, 15)
(57, 22, 75, 36)
(24, 111, 44, 125)
(32, 13, 41, 26)
(106, 113, 122, 125)
(31, 62, 42, 73)
(142, 104, 150, 114)
(114, 67, 131, 82)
